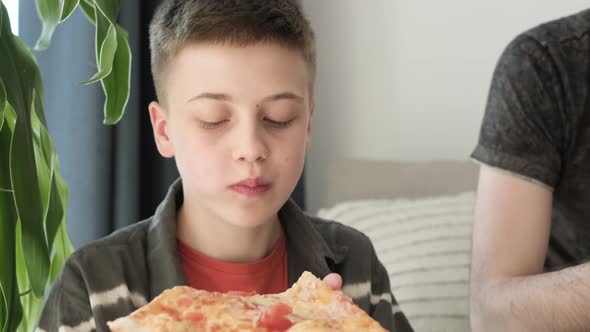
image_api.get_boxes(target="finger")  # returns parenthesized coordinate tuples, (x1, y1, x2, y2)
(322, 273, 342, 290)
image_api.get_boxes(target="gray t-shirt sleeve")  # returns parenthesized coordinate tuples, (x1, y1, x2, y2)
(471, 34, 566, 189)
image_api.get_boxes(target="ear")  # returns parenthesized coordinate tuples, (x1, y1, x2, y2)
(306, 102, 315, 150)
(148, 101, 175, 158)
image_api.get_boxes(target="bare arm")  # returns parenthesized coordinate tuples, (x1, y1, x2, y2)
(470, 166, 590, 332)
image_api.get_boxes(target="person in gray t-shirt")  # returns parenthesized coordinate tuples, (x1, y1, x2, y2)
(469, 8, 590, 332)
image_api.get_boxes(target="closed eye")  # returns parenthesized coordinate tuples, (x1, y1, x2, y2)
(264, 118, 293, 128)
(199, 120, 228, 129)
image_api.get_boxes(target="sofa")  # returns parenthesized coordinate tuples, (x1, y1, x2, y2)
(313, 159, 479, 332)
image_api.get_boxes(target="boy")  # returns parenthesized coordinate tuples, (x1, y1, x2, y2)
(38, 1, 412, 331)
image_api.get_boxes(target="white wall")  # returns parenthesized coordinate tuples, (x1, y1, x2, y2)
(4, 0, 20, 35)
(303, 0, 589, 210)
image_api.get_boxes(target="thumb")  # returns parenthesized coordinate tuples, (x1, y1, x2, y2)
(322, 273, 343, 290)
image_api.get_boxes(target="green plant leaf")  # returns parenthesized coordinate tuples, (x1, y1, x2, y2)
(14, 223, 26, 327)
(10, 88, 50, 299)
(16, 292, 42, 332)
(60, 0, 80, 22)
(49, 167, 71, 283)
(0, 15, 44, 118)
(0, 78, 6, 133)
(0, 105, 16, 187)
(2, 102, 16, 133)
(39, 129, 64, 251)
(45, 159, 66, 255)
(15, 220, 43, 332)
(30, 98, 50, 205)
(30, 102, 60, 252)
(0, 2, 3, 39)
(33, 108, 53, 170)
(0, 105, 22, 332)
(94, 1, 109, 58)
(79, 0, 96, 24)
(0, 38, 53, 302)
(82, 22, 117, 84)
(0, 292, 4, 332)
(34, 0, 61, 51)
(49, 222, 73, 283)
(1, 15, 51, 300)
(94, 0, 121, 25)
(102, 25, 131, 124)
(91, 9, 130, 124)
(0, 207, 22, 332)
(15, 291, 42, 332)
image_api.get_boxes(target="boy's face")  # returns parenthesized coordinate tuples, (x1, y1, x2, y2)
(149, 42, 313, 228)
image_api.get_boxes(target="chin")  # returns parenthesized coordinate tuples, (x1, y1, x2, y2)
(225, 206, 280, 229)
(229, 216, 278, 229)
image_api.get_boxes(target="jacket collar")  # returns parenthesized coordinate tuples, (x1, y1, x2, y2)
(146, 178, 186, 300)
(146, 178, 345, 298)
(278, 199, 342, 285)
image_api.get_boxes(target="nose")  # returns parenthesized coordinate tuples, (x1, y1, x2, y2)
(232, 123, 269, 163)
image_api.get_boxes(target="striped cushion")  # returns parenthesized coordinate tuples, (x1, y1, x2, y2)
(317, 192, 475, 332)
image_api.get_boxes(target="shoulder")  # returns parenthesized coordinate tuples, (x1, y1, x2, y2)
(524, 9, 590, 46)
(59, 219, 153, 291)
(306, 214, 378, 277)
(45, 220, 155, 331)
(69, 218, 151, 261)
(307, 214, 373, 249)
(498, 9, 590, 68)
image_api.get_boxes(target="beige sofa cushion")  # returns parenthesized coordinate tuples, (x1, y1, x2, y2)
(318, 192, 475, 332)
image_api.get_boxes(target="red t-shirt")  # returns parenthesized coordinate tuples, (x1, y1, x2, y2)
(176, 231, 288, 294)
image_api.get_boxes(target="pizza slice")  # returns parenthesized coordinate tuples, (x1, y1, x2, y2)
(107, 271, 388, 331)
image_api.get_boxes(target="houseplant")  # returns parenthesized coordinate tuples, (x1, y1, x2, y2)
(0, 1, 131, 331)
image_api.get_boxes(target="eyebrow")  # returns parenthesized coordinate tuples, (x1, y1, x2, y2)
(260, 92, 304, 104)
(186, 92, 304, 104)
(187, 93, 232, 103)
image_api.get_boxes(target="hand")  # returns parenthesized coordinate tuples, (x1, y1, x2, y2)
(322, 273, 342, 290)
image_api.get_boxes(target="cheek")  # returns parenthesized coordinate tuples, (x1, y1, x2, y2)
(276, 133, 307, 170)
(172, 131, 226, 181)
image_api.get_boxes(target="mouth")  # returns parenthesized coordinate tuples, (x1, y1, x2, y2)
(229, 178, 271, 197)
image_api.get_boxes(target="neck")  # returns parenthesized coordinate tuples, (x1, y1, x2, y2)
(177, 199, 281, 263)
